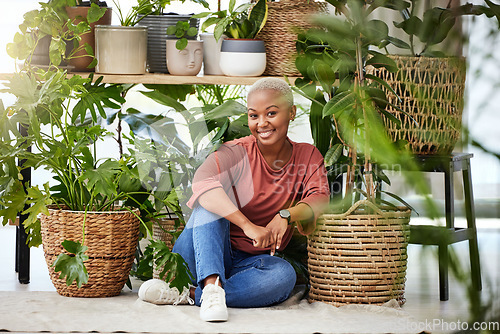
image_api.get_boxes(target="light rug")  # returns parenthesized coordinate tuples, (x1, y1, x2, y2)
(0, 290, 419, 333)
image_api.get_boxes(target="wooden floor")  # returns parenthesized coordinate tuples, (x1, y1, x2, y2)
(1, 217, 499, 333)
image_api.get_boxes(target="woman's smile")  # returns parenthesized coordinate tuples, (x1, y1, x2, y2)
(257, 129, 275, 139)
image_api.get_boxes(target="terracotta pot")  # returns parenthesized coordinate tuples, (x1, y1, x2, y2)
(66, 6, 112, 71)
(166, 40, 203, 76)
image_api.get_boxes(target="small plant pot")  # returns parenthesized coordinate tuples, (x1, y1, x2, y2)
(219, 39, 266, 77)
(166, 40, 203, 76)
(200, 33, 224, 75)
(66, 6, 112, 72)
(95, 25, 148, 75)
(140, 14, 199, 73)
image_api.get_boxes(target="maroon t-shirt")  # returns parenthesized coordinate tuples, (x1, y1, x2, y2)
(187, 135, 330, 254)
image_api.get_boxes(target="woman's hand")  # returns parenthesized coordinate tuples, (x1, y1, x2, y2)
(243, 223, 275, 249)
(266, 214, 289, 255)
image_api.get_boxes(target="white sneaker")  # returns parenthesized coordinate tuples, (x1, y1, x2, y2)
(138, 279, 194, 305)
(200, 277, 228, 322)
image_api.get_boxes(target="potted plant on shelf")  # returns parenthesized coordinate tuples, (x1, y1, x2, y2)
(371, 0, 500, 155)
(94, 0, 152, 74)
(65, 0, 113, 72)
(193, 0, 268, 77)
(165, 20, 204, 75)
(293, 0, 439, 306)
(135, 0, 207, 73)
(6, 0, 106, 69)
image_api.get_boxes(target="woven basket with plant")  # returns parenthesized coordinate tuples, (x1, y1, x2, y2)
(255, 0, 327, 76)
(41, 207, 140, 297)
(308, 200, 410, 306)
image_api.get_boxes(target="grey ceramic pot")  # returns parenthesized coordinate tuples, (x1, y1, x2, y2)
(139, 14, 199, 73)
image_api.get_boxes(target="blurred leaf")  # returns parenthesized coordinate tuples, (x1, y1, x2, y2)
(324, 143, 343, 167)
(323, 91, 356, 118)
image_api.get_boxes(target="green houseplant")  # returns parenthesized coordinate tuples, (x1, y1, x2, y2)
(193, 0, 268, 76)
(6, 0, 108, 69)
(65, 1, 113, 71)
(0, 71, 196, 296)
(165, 20, 204, 75)
(94, 0, 153, 74)
(292, 0, 441, 306)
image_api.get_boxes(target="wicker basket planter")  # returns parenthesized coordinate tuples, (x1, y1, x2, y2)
(152, 217, 184, 279)
(255, 0, 327, 76)
(308, 200, 411, 306)
(371, 56, 466, 155)
(40, 207, 140, 297)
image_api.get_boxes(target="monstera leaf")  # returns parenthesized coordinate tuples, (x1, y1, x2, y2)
(53, 240, 89, 288)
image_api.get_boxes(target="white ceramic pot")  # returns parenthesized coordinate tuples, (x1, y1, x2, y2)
(95, 25, 148, 75)
(219, 39, 266, 77)
(166, 40, 204, 76)
(200, 33, 224, 75)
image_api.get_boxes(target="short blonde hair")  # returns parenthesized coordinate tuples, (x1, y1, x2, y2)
(248, 78, 294, 107)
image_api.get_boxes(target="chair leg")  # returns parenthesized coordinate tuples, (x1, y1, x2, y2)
(437, 163, 454, 301)
(463, 165, 482, 292)
(438, 244, 449, 301)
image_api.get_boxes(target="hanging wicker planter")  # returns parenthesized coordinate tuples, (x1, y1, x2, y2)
(40, 207, 140, 297)
(371, 56, 466, 155)
(255, 0, 327, 76)
(308, 200, 411, 306)
(152, 217, 184, 279)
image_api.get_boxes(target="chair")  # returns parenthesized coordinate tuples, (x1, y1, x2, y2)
(409, 153, 482, 301)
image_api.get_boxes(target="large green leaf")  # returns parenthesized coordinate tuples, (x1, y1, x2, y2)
(72, 75, 125, 123)
(366, 51, 398, 72)
(312, 59, 336, 95)
(248, 0, 268, 38)
(323, 91, 356, 118)
(53, 240, 89, 288)
(120, 108, 190, 156)
(149, 240, 194, 293)
(419, 8, 455, 46)
(310, 92, 332, 156)
(80, 159, 120, 199)
(0, 179, 27, 226)
(140, 90, 187, 112)
(23, 184, 52, 228)
(324, 143, 343, 167)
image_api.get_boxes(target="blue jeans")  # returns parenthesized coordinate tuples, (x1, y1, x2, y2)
(172, 206, 296, 308)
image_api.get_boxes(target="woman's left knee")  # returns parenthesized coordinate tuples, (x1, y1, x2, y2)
(265, 256, 297, 292)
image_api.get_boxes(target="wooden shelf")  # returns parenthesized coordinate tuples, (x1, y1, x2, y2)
(0, 72, 299, 86)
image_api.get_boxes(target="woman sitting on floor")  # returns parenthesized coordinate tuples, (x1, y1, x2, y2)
(138, 77, 330, 322)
